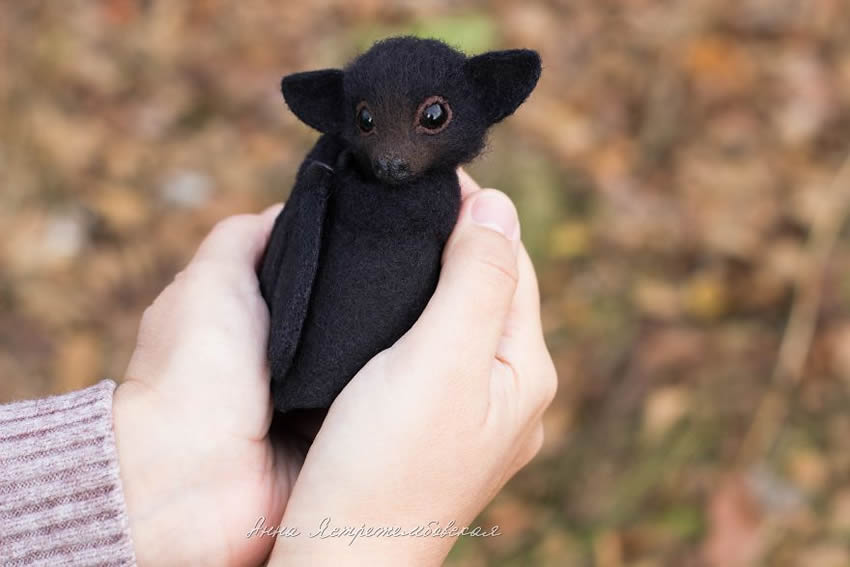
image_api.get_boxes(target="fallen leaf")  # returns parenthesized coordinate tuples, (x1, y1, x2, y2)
(703, 474, 765, 567)
(643, 385, 690, 441)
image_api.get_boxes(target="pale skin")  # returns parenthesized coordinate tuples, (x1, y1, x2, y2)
(113, 170, 557, 566)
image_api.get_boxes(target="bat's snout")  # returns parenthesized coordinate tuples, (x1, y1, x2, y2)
(373, 155, 411, 184)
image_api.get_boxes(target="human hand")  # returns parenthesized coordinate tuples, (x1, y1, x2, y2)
(268, 171, 558, 566)
(112, 205, 301, 566)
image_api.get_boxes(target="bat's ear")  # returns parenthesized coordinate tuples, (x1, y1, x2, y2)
(465, 49, 541, 125)
(281, 69, 345, 133)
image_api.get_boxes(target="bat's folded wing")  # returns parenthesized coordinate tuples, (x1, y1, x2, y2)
(259, 161, 333, 398)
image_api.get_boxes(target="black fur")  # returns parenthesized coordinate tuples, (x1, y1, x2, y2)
(260, 37, 541, 413)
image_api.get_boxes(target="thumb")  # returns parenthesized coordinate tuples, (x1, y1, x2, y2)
(403, 189, 521, 372)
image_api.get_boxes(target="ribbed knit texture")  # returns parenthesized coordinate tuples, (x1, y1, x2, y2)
(0, 380, 137, 566)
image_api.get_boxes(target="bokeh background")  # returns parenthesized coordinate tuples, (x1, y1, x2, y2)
(3, 1, 850, 565)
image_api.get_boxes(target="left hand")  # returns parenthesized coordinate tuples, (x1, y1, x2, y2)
(113, 204, 299, 566)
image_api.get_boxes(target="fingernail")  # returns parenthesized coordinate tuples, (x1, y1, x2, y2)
(470, 191, 519, 241)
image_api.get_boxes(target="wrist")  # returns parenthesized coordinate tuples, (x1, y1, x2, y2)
(273, 541, 448, 567)
(269, 514, 453, 567)
(113, 381, 192, 566)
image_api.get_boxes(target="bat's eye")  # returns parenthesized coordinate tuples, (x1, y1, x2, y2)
(416, 96, 452, 134)
(356, 103, 375, 134)
(421, 103, 446, 128)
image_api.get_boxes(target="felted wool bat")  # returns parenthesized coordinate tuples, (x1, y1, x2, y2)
(259, 36, 541, 414)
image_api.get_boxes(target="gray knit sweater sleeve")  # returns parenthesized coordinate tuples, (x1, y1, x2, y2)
(0, 380, 137, 566)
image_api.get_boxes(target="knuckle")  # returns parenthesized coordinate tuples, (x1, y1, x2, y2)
(137, 299, 169, 341)
(207, 214, 254, 242)
(178, 263, 210, 287)
(139, 304, 156, 330)
(530, 425, 545, 457)
(517, 425, 545, 470)
(468, 238, 518, 292)
(534, 353, 559, 410)
(215, 214, 253, 233)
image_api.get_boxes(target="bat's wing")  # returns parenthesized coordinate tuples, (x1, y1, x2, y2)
(259, 160, 333, 388)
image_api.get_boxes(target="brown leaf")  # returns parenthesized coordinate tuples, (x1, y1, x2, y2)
(53, 331, 102, 394)
(703, 474, 765, 567)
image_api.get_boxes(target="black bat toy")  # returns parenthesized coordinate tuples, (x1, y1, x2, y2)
(259, 36, 541, 414)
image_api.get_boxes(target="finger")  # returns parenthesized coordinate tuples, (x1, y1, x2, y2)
(457, 167, 482, 198)
(498, 244, 558, 418)
(191, 204, 283, 270)
(500, 245, 542, 348)
(261, 202, 285, 220)
(402, 189, 520, 374)
(510, 422, 545, 476)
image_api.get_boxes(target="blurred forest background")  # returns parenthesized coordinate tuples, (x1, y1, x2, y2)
(3, 1, 850, 565)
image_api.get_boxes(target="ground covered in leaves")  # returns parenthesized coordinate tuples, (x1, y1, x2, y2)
(3, 1, 850, 565)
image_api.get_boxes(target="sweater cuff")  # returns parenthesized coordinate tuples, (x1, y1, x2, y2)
(0, 380, 137, 566)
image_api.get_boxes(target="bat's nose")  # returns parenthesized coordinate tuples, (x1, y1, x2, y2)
(374, 155, 411, 184)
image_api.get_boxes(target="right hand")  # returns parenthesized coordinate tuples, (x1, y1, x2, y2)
(269, 170, 558, 566)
